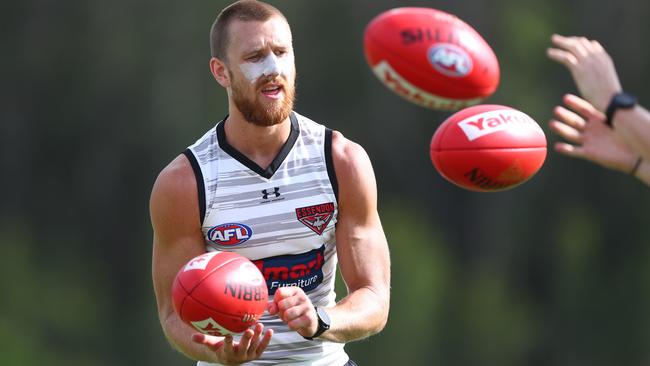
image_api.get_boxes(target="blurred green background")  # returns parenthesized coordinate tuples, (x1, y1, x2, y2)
(2, 0, 650, 365)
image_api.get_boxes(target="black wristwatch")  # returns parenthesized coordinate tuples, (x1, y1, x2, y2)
(605, 92, 637, 127)
(303, 307, 331, 340)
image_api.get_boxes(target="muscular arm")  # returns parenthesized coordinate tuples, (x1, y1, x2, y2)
(321, 131, 391, 343)
(150, 155, 221, 362)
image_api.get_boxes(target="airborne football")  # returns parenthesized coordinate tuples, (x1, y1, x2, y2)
(430, 104, 547, 192)
(364, 7, 500, 111)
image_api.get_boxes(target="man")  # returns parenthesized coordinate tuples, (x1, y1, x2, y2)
(150, 1, 391, 365)
(547, 34, 650, 185)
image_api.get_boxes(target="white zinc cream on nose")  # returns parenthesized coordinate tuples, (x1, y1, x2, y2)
(239, 52, 293, 83)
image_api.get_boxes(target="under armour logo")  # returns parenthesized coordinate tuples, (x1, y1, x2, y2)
(262, 187, 281, 200)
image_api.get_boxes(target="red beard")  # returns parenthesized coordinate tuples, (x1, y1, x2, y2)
(230, 73, 296, 127)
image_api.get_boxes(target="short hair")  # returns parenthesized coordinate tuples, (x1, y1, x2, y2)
(210, 0, 287, 61)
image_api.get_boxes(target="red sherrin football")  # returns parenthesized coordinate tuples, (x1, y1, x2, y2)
(172, 251, 268, 336)
(364, 7, 500, 110)
(430, 105, 547, 192)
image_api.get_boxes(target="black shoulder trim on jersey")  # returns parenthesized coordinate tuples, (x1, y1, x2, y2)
(217, 112, 300, 179)
(324, 128, 339, 203)
(183, 149, 206, 225)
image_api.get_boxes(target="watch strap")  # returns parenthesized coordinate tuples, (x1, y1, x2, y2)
(606, 92, 637, 127)
(605, 97, 618, 127)
(303, 307, 330, 340)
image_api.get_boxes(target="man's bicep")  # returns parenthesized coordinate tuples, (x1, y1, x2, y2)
(332, 135, 390, 292)
(150, 156, 207, 318)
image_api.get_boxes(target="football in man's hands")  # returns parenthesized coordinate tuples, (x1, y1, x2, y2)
(364, 7, 500, 110)
(430, 104, 547, 191)
(172, 251, 268, 336)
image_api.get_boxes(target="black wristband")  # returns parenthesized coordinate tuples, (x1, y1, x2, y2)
(303, 307, 330, 340)
(606, 92, 637, 127)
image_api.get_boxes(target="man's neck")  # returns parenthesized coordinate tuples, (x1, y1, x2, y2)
(223, 108, 292, 170)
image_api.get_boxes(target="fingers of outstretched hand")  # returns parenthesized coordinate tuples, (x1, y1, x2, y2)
(235, 329, 254, 358)
(563, 94, 606, 121)
(193, 328, 272, 364)
(549, 117, 584, 144)
(222, 335, 235, 355)
(554, 142, 586, 159)
(547, 47, 578, 68)
(255, 329, 274, 358)
(554, 106, 586, 130)
(590, 39, 604, 53)
(246, 323, 264, 357)
(551, 34, 589, 57)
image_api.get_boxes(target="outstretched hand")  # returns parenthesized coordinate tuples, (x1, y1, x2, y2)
(549, 94, 639, 173)
(547, 34, 622, 111)
(192, 323, 273, 366)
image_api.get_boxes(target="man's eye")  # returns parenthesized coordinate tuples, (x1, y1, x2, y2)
(247, 55, 262, 62)
(274, 50, 287, 57)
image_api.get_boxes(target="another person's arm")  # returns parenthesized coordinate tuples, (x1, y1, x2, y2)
(268, 132, 391, 342)
(549, 94, 650, 186)
(151, 155, 272, 365)
(547, 34, 650, 162)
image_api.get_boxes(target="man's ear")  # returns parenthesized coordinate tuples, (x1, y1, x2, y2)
(210, 57, 231, 88)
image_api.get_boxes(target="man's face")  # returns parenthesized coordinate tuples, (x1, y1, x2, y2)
(225, 17, 296, 127)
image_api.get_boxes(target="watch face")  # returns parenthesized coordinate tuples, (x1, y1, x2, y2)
(616, 92, 637, 108)
(316, 307, 331, 327)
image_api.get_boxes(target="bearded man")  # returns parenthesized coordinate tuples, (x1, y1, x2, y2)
(151, 1, 391, 365)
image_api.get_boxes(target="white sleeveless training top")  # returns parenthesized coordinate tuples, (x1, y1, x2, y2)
(184, 112, 349, 366)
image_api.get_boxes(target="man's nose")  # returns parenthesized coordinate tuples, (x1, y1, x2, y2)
(263, 54, 281, 78)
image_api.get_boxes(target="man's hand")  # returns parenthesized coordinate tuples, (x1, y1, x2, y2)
(267, 287, 319, 338)
(547, 34, 622, 111)
(191, 323, 273, 365)
(549, 94, 639, 173)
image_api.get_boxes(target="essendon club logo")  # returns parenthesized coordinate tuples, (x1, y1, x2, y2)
(295, 202, 335, 235)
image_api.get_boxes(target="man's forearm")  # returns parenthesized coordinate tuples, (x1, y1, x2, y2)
(161, 311, 220, 363)
(318, 286, 389, 343)
(614, 105, 650, 163)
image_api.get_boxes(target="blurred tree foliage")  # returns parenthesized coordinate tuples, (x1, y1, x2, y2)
(2, 0, 650, 365)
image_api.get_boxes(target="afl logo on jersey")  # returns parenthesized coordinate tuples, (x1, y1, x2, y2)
(207, 223, 252, 246)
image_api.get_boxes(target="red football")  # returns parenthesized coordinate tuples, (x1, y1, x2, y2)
(172, 251, 268, 336)
(430, 105, 547, 192)
(364, 7, 500, 110)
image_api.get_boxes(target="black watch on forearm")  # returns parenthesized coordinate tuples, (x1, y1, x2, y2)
(303, 307, 331, 340)
(605, 92, 637, 127)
